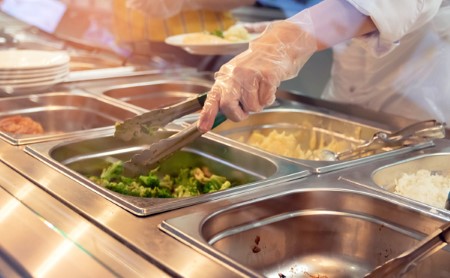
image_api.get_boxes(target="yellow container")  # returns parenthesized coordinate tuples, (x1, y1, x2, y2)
(112, 0, 236, 42)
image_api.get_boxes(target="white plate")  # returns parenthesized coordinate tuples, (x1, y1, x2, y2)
(0, 65, 69, 80)
(0, 71, 69, 85)
(165, 33, 259, 55)
(0, 75, 67, 94)
(0, 62, 69, 74)
(0, 50, 70, 70)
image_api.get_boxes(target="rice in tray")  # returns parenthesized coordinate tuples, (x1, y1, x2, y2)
(394, 169, 450, 208)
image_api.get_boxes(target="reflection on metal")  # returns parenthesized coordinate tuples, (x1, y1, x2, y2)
(0, 159, 169, 277)
(161, 186, 450, 277)
(0, 186, 117, 277)
(35, 221, 90, 277)
(0, 186, 32, 222)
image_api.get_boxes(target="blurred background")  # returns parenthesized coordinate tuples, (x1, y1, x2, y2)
(0, 0, 332, 99)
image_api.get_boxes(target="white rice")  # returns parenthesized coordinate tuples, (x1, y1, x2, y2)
(394, 169, 450, 209)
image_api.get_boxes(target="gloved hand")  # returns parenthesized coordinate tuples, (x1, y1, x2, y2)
(241, 21, 272, 33)
(197, 11, 318, 133)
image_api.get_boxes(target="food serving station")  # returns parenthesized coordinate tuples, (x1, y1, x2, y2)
(1, 8, 450, 278)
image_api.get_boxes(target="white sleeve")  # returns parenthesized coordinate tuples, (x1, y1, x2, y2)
(344, 0, 443, 56)
(346, 0, 442, 42)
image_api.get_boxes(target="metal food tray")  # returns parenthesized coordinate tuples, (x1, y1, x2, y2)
(84, 75, 214, 111)
(0, 90, 141, 145)
(208, 107, 436, 173)
(160, 172, 450, 277)
(337, 138, 450, 218)
(24, 126, 310, 216)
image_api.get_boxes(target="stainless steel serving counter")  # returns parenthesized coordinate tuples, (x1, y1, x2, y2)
(0, 152, 168, 277)
(0, 71, 450, 277)
(0, 137, 259, 277)
(2, 134, 450, 277)
(1, 3, 450, 273)
(6, 7, 450, 276)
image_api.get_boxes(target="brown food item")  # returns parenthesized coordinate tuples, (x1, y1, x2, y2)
(0, 115, 44, 134)
(252, 246, 261, 253)
(252, 235, 261, 253)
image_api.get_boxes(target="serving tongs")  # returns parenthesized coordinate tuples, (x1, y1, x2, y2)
(115, 92, 209, 141)
(114, 92, 227, 177)
(365, 221, 450, 277)
(320, 119, 446, 161)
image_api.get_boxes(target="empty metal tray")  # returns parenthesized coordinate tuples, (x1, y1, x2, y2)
(101, 79, 213, 110)
(161, 184, 450, 277)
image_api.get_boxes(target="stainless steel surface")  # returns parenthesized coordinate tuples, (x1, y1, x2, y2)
(210, 108, 435, 173)
(276, 90, 419, 132)
(0, 186, 114, 277)
(340, 140, 450, 215)
(100, 79, 213, 111)
(372, 152, 450, 193)
(1, 57, 449, 277)
(324, 142, 450, 224)
(68, 53, 124, 71)
(25, 128, 309, 216)
(0, 160, 168, 277)
(0, 138, 272, 278)
(365, 222, 450, 277)
(115, 92, 206, 141)
(161, 178, 450, 278)
(63, 68, 208, 93)
(321, 120, 446, 161)
(3, 125, 450, 277)
(0, 90, 141, 145)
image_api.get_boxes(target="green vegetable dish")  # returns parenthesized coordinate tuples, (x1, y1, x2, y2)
(88, 161, 233, 198)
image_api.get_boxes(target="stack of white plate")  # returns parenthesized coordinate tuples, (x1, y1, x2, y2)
(0, 49, 70, 94)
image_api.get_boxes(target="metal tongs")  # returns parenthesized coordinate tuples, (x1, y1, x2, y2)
(365, 221, 450, 277)
(115, 92, 209, 141)
(114, 93, 227, 176)
(320, 119, 446, 161)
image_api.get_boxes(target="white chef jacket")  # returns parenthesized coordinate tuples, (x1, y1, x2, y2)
(321, 0, 450, 124)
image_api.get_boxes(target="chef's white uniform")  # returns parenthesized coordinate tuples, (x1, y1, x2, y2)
(322, 0, 450, 123)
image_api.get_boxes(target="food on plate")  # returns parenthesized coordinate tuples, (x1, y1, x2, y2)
(182, 32, 229, 44)
(222, 25, 251, 42)
(182, 25, 250, 44)
(393, 169, 450, 208)
(239, 129, 352, 161)
(88, 161, 233, 198)
(0, 115, 44, 134)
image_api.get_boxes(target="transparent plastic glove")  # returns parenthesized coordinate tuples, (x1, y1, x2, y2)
(241, 21, 272, 33)
(198, 11, 317, 133)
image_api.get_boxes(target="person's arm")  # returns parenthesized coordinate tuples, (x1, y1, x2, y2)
(305, 0, 376, 50)
(197, 0, 376, 132)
